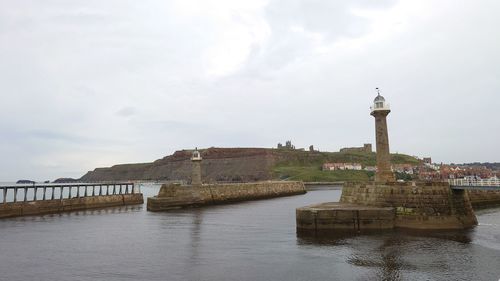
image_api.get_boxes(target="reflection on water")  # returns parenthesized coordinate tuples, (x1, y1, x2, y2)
(298, 229, 478, 281)
(0, 186, 499, 281)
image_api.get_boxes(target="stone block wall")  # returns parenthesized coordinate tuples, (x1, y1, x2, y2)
(296, 203, 395, 232)
(340, 182, 477, 230)
(467, 190, 500, 209)
(147, 181, 306, 211)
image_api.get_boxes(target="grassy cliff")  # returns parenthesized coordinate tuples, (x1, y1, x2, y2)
(81, 147, 421, 183)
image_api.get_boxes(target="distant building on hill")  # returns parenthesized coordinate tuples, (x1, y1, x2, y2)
(392, 164, 415, 174)
(340, 143, 372, 153)
(423, 157, 432, 164)
(323, 162, 363, 171)
(277, 140, 296, 150)
(364, 166, 377, 172)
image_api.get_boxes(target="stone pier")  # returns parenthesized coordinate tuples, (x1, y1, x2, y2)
(147, 181, 306, 211)
(296, 181, 477, 232)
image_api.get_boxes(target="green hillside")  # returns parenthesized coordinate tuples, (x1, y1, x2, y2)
(272, 151, 420, 182)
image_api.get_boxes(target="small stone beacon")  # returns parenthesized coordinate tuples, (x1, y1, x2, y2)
(191, 147, 203, 186)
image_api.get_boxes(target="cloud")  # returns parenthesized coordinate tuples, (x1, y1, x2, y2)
(115, 106, 137, 117)
(0, 0, 499, 181)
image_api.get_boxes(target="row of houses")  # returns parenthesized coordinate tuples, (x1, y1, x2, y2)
(323, 163, 416, 173)
(323, 161, 498, 180)
(322, 163, 377, 171)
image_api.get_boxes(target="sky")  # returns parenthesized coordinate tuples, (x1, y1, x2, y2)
(1, 0, 499, 181)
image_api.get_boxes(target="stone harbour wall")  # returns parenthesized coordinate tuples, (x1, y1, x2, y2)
(467, 190, 500, 209)
(0, 194, 144, 219)
(340, 182, 477, 230)
(147, 181, 306, 211)
(296, 203, 395, 232)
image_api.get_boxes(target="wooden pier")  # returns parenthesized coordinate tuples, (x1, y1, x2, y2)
(0, 182, 143, 218)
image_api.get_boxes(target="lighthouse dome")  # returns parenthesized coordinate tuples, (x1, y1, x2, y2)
(191, 148, 202, 161)
(371, 89, 390, 113)
(374, 94, 385, 103)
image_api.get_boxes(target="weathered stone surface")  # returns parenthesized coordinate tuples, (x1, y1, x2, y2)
(371, 110, 396, 183)
(296, 182, 478, 232)
(191, 160, 202, 186)
(297, 203, 395, 231)
(0, 194, 144, 219)
(467, 190, 500, 209)
(147, 181, 306, 211)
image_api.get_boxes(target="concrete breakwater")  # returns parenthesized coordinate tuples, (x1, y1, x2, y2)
(297, 181, 478, 232)
(0, 183, 144, 219)
(147, 181, 306, 211)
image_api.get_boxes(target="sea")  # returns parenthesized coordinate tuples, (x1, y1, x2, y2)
(0, 184, 499, 281)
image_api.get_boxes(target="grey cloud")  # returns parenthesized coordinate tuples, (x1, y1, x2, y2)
(0, 0, 499, 181)
(240, 0, 398, 76)
(115, 106, 137, 117)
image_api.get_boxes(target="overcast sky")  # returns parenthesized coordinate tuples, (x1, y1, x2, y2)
(1, 0, 499, 181)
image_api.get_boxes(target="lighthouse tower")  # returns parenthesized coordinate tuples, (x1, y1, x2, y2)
(370, 89, 395, 182)
(191, 148, 202, 186)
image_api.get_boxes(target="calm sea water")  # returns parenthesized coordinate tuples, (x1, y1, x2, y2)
(0, 185, 499, 281)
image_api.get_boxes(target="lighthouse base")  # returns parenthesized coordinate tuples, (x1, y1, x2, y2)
(296, 181, 477, 233)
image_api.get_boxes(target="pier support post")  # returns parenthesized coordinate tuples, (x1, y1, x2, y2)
(51, 187, 55, 200)
(3, 188, 6, 204)
(60, 187, 64, 200)
(24, 187, 28, 202)
(14, 188, 18, 202)
(42, 187, 46, 200)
